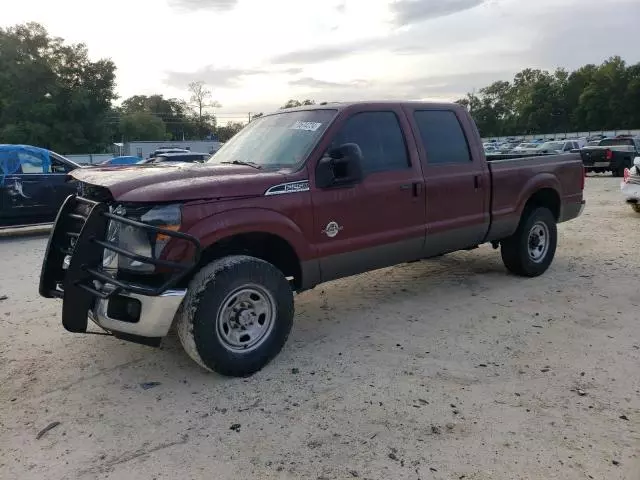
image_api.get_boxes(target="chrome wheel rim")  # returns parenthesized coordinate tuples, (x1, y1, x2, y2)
(216, 285, 276, 352)
(527, 221, 550, 263)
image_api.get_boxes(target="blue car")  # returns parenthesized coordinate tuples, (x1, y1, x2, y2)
(1, 145, 81, 226)
(99, 156, 141, 166)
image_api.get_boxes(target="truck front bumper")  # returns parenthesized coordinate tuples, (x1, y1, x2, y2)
(39, 194, 201, 346)
(89, 287, 185, 342)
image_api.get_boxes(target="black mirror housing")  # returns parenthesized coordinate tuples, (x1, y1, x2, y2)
(316, 143, 364, 188)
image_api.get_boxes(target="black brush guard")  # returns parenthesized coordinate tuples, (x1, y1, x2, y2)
(39, 195, 201, 333)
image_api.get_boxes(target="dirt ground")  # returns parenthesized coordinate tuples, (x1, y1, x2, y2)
(1, 177, 638, 480)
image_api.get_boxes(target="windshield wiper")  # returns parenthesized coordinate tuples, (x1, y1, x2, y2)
(219, 160, 262, 169)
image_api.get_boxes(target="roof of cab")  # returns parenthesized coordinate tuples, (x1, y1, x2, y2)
(272, 100, 465, 114)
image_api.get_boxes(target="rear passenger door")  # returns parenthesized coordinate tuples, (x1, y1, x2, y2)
(3, 149, 51, 220)
(407, 108, 490, 256)
(311, 107, 426, 281)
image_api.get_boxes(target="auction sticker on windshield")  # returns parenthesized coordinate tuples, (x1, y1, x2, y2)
(290, 121, 323, 132)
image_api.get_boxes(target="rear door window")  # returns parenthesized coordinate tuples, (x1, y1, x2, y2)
(413, 110, 472, 165)
(17, 151, 49, 174)
(333, 111, 409, 174)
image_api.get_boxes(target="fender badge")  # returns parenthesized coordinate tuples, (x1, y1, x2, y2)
(322, 221, 343, 238)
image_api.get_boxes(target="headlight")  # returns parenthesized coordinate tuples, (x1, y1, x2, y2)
(102, 204, 182, 273)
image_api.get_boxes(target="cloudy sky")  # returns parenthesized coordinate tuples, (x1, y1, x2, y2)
(3, 0, 639, 120)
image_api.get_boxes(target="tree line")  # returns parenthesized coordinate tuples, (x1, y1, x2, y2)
(456, 57, 640, 137)
(0, 23, 246, 153)
(2, 22, 639, 153)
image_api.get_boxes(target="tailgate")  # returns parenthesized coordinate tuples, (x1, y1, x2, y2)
(580, 148, 607, 166)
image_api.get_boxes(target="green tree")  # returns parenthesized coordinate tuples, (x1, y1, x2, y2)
(119, 112, 167, 141)
(459, 56, 640, 137)
(120, 94, 197, 140)
(281, 99, 315, 109)
(0, 22, 117, 153)
(215, 121, 245, 142)
(575, 56, 628, 131)
(625, 62, 640, 128)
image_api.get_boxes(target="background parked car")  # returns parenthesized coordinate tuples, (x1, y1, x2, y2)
(137, 152, 210, 165)
(535, 140, 581, 154)
(621, 157, 640, 213)
(1, 144, 80, 226)
(147, 148, 191, 158)
(581, 137, 640, 176)
(512, 142, 540, 154)
(99, 155, 141, 166)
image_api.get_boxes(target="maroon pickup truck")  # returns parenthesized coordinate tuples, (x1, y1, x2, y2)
(39, 101, 585, 376)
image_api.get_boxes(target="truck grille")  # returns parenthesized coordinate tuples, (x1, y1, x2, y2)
(39, 195, 202, 333)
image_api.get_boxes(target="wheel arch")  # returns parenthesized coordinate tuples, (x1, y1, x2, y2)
(517, 174, 562, 222)
(180, 208, 316, 291)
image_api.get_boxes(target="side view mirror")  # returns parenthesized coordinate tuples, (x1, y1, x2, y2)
(634, 157, 640, 167)
(316, 143, 364, 188)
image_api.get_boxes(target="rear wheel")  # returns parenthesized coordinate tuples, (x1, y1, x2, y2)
(613, 168, 624, 177)
(177, 255, 294, 377)
(631, 204, 640, 214)
(501, 207, 557, 277)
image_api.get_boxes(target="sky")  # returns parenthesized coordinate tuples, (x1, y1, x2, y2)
(2, 0, 640, 122)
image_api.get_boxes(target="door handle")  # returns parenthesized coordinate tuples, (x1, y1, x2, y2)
(474, 175, 480, 190)
(400, 182, 422, 197)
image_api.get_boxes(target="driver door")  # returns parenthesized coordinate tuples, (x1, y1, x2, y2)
(310, 106, 426, 282)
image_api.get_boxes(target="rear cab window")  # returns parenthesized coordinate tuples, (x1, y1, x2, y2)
(412, 110, 472, 165)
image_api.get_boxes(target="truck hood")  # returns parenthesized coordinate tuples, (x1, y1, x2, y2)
(71, 162, 289, 202)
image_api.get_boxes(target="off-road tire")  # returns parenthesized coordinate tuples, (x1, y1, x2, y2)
(500, 207, 557, 277)
(177, 255, 294, 377)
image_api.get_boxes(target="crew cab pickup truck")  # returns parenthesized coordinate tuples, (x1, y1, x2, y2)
(580, 137, 640, 176)
(39, 102, 585, 376)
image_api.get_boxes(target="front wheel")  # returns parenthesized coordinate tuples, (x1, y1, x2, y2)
(500, 207, 557, 277)
(177, 255, 294, 377)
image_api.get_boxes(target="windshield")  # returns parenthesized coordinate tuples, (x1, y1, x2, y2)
(208, 109, 337, 168)
(599, 138, 634, 146)
(539, 142, 563, 150)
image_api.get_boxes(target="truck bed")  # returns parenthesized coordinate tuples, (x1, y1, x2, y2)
(486, 153, 584, 241)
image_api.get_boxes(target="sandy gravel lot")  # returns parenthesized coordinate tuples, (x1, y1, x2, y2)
(1, 177, 638, 480)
